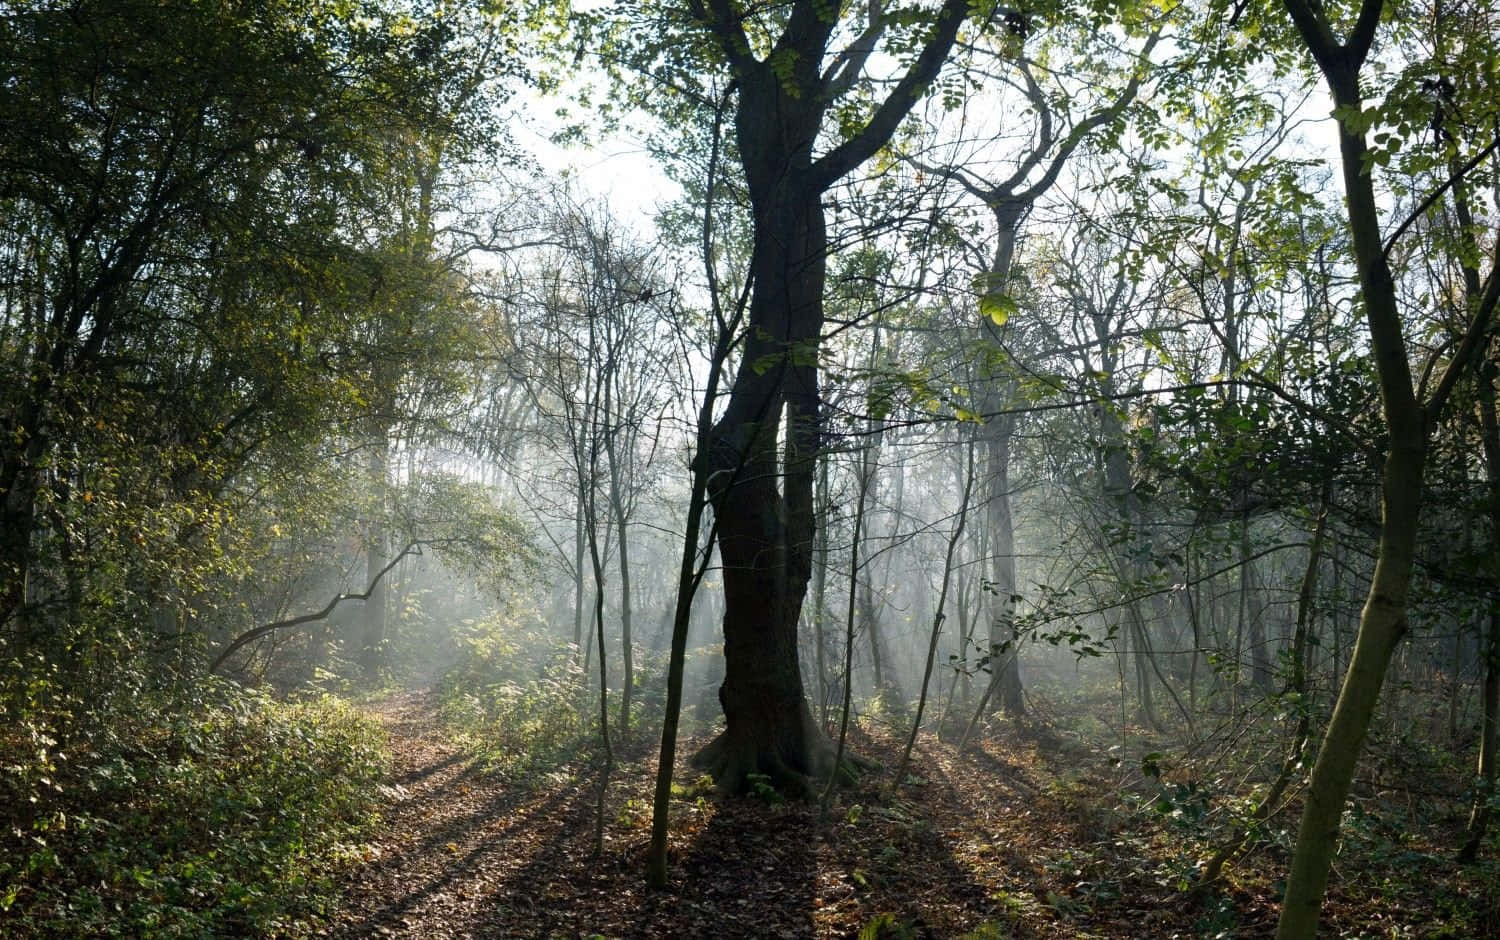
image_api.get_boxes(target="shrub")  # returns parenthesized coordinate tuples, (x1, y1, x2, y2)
(0, 655, 387, 938)
(437, 613, 592, 784)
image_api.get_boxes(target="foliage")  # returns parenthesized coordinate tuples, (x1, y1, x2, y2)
(437, 612, 593, 785)
(0, 651, 387, 937)
(858, 911, 917, 939)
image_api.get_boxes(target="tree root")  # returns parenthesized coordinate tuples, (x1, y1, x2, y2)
(690, 730, 876, 797)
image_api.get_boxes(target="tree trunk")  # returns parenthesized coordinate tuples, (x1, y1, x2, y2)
(573, 488, 586, 658)
(697, 187, 834, 793)
(687, 0, 968, 794)
(1460, 366, 1500, 862)
(361, 435, 390, 679)
(812, 453, 832, 726)
(1101, 401, 1159, 729)
(606, 364, 635, 734)
(1273, 16, 1438, 931)
(975, 200, 1028, 718)
(984, 415, 1024, 716)
(1276, 444, 1421, 937)
(897, 438, 974, 784)
(861, 568, 887, 698)
(821, 433, 874, 811)
(0, 408, 47, 632)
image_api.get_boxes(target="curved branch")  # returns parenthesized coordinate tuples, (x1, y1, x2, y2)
(208, 539, 431, 674)
(812, 0, 972, 189)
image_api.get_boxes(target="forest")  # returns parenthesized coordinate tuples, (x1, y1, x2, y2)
(2, 0, 1499, 936)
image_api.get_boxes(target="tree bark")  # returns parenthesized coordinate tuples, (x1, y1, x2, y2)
(696, 187, 834, 791)
(1460, 363, 1500, 862)
(688, 0, 968, 793)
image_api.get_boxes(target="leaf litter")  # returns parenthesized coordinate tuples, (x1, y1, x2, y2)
(320, 691, 1497, 938)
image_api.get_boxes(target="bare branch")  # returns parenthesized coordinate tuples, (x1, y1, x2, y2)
(208, 539, 439, 674)
(812, 0, 972, 189)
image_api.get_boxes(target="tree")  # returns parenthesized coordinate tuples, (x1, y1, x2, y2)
(677, 0, 974, 794)
(1266, 0, 1500, 932)
(647, 86, 745, 886)
(907, 21, 1160, 719)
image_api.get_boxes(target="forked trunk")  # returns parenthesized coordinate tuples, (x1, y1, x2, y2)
(695, 188, 836, 793)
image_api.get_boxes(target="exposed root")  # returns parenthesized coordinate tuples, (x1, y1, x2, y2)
(691, 730, 877, 798)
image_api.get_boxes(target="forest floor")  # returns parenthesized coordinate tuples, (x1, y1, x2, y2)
(321, 689, 1496, 939)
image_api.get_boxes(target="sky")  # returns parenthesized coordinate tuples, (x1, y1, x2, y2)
(515, 82, 683, 227)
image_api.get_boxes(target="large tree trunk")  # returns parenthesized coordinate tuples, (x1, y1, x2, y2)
(696, 183, 835, 793)
(686, 0, 968, 795)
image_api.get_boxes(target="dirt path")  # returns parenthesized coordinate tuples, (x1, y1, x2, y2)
(323, 691, 1261, 939)
(323, 689, 598, 939)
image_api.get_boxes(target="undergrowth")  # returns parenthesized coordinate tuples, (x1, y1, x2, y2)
(0, 652, 388, 938)
(437, 613, 593, 784)
(435, 613, 723, 784)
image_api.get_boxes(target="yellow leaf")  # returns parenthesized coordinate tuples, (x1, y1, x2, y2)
(980, 292, 1016, 326)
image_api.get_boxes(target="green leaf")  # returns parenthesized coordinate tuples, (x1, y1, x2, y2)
(1141, 752, 1164, 778)
(979, 292, 1016, 326)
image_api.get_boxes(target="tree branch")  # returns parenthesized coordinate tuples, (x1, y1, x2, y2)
(1424, 242, 1500, 422)
(821, 0, 885, 100)
(209, 539, 431, 674)
(812, 0, 972, 189)
(1381, 135, 1500, 260)
(1346, 0, 1386, 63)
(1279, 0, 1346, 79)
(688, 0, 757, 76)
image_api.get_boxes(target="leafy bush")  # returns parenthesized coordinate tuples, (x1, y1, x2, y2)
(437, 612, 592, 784)
(0, 655, 387, 938)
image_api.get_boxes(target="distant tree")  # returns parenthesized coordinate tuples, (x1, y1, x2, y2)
(906, 20, 1160, 719)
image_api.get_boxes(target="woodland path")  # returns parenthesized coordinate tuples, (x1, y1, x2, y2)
(322, 690, 1274, 939)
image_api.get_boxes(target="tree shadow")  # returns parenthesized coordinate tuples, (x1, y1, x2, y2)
(332, 714, 1122, 938)
(392, 750, 465, 787)
(329, 749, 585, 937)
